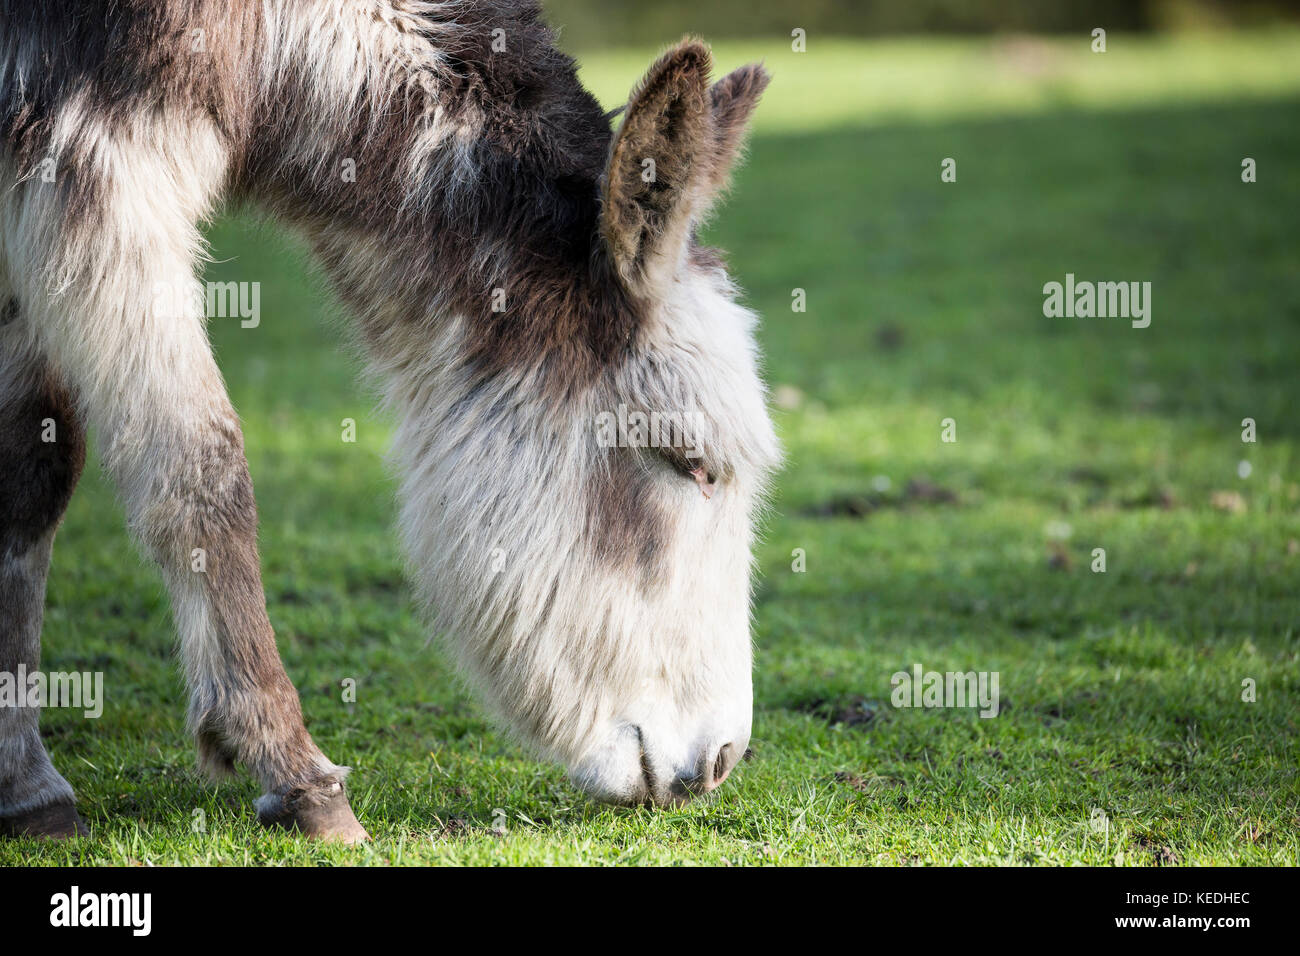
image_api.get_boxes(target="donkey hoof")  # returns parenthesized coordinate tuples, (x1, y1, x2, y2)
(256, 775, 369, 843)
(0, 800, 89, 839)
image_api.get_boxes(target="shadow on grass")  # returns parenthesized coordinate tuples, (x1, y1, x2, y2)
(729, 96, 1300, 437)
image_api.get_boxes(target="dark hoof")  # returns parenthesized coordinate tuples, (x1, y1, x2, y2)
(257, 774, 369, 844)
(0, 801, 89, 839)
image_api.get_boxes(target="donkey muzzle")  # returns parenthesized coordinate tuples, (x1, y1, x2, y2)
(570, 723, 749, 808)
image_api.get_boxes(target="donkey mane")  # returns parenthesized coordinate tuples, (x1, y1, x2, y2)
(241, 0, 645, 385)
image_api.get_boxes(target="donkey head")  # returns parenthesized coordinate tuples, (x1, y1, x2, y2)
(398, 41, 778, 806)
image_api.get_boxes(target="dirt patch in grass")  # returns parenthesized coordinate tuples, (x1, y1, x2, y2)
(796, 695, 889, 728)
(1066, 466, 1111, 487)
(833, 771, 905, 794)
(803, 478, 959, 519)
(1133, 833, 1182, 866)
(875, 322, 905, 350)
(1120, 485, 1178, 510)
(431, 813, 506, 841)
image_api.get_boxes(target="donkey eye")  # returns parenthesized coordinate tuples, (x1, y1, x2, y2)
(688, 466, 716, 486)
(659, 446, 702, 480)
(658, 447, 718, 499)
(688, 467, 718, 499)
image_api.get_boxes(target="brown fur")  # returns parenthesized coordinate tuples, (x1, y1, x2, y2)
(600, 41, 714, 292)
(234, 1, 644, 389)
(703, 63, 770, 197)
(0, 347, 84, 824)
(587, 452, 669, 583)
(2, 4, 766, 395)
(0, 366, 85, 554)
(178, 436, 331, 788)
(0, 1, 263, 236)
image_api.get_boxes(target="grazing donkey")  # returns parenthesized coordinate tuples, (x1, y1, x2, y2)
(0, 0, 779, 842)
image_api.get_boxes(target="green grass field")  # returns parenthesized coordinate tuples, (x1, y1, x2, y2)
(5, 31, 1299, 866)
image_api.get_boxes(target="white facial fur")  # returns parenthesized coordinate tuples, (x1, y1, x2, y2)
(383, 261, 779, 804)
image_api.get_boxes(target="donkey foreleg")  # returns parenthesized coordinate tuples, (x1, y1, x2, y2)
(107, 364, 365, 839)
(109, 370, 366, 841)
(2, 101, 365, 840)
(0, 329, 88, 838)
(17, 237, 365, 844)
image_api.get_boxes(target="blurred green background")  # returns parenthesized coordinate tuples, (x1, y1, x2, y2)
(546, 0, 1300, 48)
(5, 9, 1298, 865)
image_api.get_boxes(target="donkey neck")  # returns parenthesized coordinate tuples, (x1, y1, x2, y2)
(243, 0, 638, 386)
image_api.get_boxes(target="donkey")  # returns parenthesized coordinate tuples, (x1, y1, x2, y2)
(0, 0, 779, 842)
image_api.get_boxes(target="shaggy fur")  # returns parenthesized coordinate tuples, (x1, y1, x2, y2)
(0, 330, 85, 826)
(0, 0, 778, 832)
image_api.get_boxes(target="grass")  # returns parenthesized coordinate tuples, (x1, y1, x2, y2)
(5, 31, 1300, 866)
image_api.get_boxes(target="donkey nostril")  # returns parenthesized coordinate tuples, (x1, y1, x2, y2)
(707, 743, 736, 791)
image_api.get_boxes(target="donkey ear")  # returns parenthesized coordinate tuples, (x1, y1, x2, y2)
(600, 40, 714, 296)
(702, 62, 770, 196)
